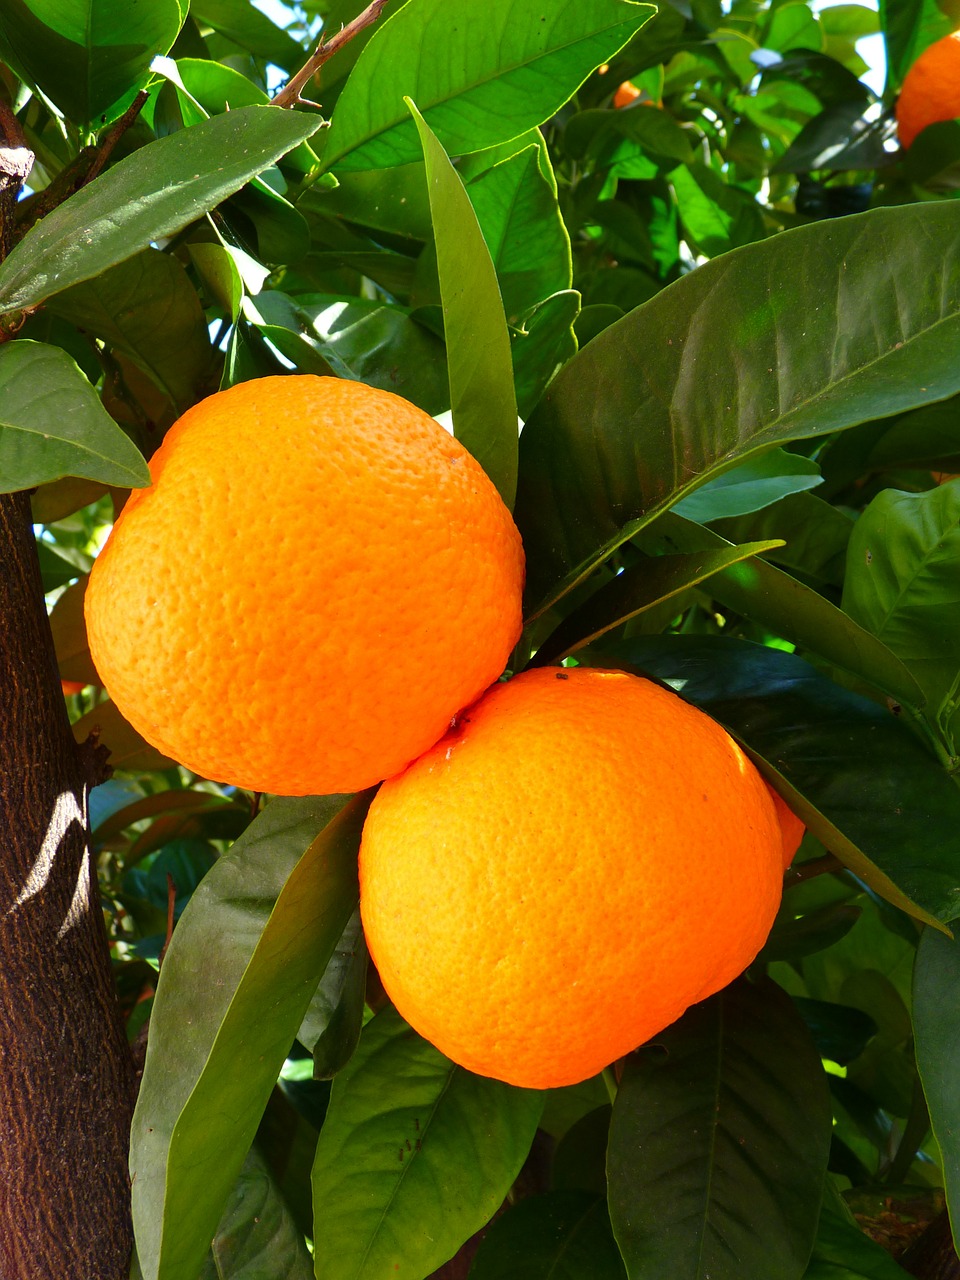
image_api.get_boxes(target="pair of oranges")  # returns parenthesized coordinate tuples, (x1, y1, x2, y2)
(86, 375, 801, 1088)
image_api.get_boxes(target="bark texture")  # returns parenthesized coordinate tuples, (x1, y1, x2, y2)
(0, 491, 135, 1279)
(901, 1210, 960, 1280)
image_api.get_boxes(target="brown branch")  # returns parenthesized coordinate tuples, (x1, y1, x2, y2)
(0, 100, 33, 263)
(83, 90, 150, 187)
(272, 0, 392, 108)
(158, 874, 177, 969)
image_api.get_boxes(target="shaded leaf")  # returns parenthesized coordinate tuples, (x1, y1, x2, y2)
(72, 697, 177, 771)
(513, 289, 580, 421)
(671, 448, 823, 523)
(607, 977, 831, 1280)
(792, 999, 878, 1067)
(297, 908, 367, 1080)
(470, 1191, 626, 1279)
(190, 0, 305, 71)
(803, 1175, 911, 1278)
(310, 1006, 543, 1280)
(0, 340, 149, 493)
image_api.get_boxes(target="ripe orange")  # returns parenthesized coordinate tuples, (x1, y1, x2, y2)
(85, 376, 524, 796)
(61, 679, 86, 696)
(359, 666, 784, 1088)
(896, 30, 960, 148)
(766, 783, 805, 868)
(613, 79, 641, 109)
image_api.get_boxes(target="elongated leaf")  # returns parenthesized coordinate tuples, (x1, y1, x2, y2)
(588, 635, 960, 926)
(467, 145, 572, 324)
(637, 512, 925, 710)
(879, 0, 954, 86)
(47, 248, 216, 412)
(310, 1006, 543, 1280)
(607, 978, 831, 1280)
(913, 927, 960, 1251)
(322, 0, 655, 172)
(0, 105, 323, 315)
(470, 1192, 626, 1279)
(841, 484, 960, 737)
(410, 103, 518, 506)
(0, 0, 186, 126)
(803, 1177, 910, 1279)
(533, 540, 782, 665)
(0, 340, 149, 492)
(191, 0, 305, 71)
(297, 909, 368, 1080)
(671, 448, 823, 523)
(131, 793, 368, 1280)
(515, 201, 960, 615)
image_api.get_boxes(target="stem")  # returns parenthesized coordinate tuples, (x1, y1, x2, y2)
(272, 0, 392, 108)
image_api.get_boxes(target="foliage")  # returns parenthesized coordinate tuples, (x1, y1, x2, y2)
(6, 0, 960, 1275)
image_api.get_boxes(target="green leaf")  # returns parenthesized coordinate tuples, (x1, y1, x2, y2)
(0, 0, 186, 127)
(297, 909, 368, 1080)
(513, 290, 581, 421)
(0, 340, 149, 493)
(913, 927, 960, 1253)
(589, 635, 960, 927)
(879, 0, 955, 87)
(197, 1146, 313, 1280)
(514, 201, 960, 616)
(792, 999, 878, 1067)
(803, 1176, 911, 1279)
(0, 105, 324, 315)
(130, 793, 368, 1280)
(47, 248, 215, 412)
(467, 145, 572, 324)
(322, 0, 655, 172)
(636, 512, 925, 711)
(310, 1006, 543, 1280)
(409, 102, 518, 507)
(672, 449, 823, 523)
(711, 492, 853, 588)
(470, 1191, 627, 1279)
(607, 977, 831, 1280)
(532, 540, 783, 666)
(841, 484, 960, 739)
(670, 162, 765, 259)
(190, 0, 306, 71)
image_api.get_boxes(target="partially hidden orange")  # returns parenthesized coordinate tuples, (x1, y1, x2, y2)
(766, 783, 806, 868)
(85, 376, 524, 796)
(614, 79, 642, 108)
(896, 30, 960, 148)
(359, 666, 784, 1089)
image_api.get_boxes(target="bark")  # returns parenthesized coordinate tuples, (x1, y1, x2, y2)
(0, 491, 135, 1278)
(901, 1210, 960, 1280)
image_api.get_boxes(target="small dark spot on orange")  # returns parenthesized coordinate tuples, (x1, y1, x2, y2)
(556, 672, 569, 680)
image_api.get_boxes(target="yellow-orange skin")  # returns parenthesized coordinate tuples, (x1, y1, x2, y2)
(614, 80, 641, 108)
(360, 667, 784, 1089)
(896, 31, 960, 148)
(85, 376, 524, 796)
(766, 784, 806, 868)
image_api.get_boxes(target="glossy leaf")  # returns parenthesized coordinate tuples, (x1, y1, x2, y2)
(607, 977, 831, 1280)
(913, 927, 960, 1249)
(589, 635, 960, 926)
(470, 1191, 626, 1279)
(131, 793, 368, 1280)
(842, 484, 960, 738)
(410, 103, 518, 506)
(322, 0, 655, 172)
(513, 289, 581, 421)
(0, 0, 185, 126)
(48, 248, 216, 412)
(467, 144, 572, 324)
(636, 512, 925, 710)
(0, 340, 149, 493)
(515, 201, 960, 615)
(532, 540, 783, 666)
(0, 105, 324, 315)
(297, 909, 367, 1080)
(671, 448, 823, 523)
(310, 1006, 543, 1280)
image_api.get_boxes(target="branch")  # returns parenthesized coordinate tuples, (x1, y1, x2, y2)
(272, 0, 391, 109)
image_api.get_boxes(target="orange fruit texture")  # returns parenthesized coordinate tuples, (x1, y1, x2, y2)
(613, 79, 641, 108)
(84, 376, 525, 796)
(896, 30, 960, 148)
(359, 666, 784, 1089)
(767, 783, 806, 869)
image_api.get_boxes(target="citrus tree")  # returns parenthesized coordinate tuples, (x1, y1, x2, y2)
(5, 0, 960, 1277)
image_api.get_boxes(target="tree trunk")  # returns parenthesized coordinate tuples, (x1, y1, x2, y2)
(0, 491, 135, 1278)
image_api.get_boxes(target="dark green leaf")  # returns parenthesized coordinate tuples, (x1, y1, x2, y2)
(672, 449, 823, 523)
(551, 1105, 611, 1196)
(0, 105, 323, 315)
(0, 340, 149, 492)
(322, 0, 655, 172)
(190, 0, 305, 71)
(879, 0, 954, 86)
(48, 248, 216, 412)
(607, 977, 831, 1280)
(710, 492, 853, 588)
(131, 793, 368, 1280)
(792, 999, 878, 1067)
(589, 635, 960, 926)
(513, 290, 580, 421)
(913, 927, 960, 1248)
(410, 103, 518, 506)
(470, 1191, 627, 1279)
(310, 1006, 543, 1280)
(515, 202, 960, 615)
(297, 909, 367, 1080)
(0, 0, 186, 127)
(760, 904, 863, 963)
(803, 1176, 911, 1279)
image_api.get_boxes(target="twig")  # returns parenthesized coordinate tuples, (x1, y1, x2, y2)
(158, 873, 177, 968)
(272, 0, 392, 109)
(83, 90, 150, 187)
(783, 852, 843, 886)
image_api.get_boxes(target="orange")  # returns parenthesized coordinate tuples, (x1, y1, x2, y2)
(359, 666, 784, 1088)
(896, 30, 960, 148)
(766, 783, 805, 868)
(85, 376, 524, 796)
(614, 79, 641, 109)
(61, 679, 86, 696)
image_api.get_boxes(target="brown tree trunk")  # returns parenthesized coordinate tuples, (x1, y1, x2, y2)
(0, 490, 135, 1278)
(901, 1210, 960, 1280)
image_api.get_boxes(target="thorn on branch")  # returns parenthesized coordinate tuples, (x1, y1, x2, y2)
(272, 0, 392, 109)
(77, 726, 113, 791)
